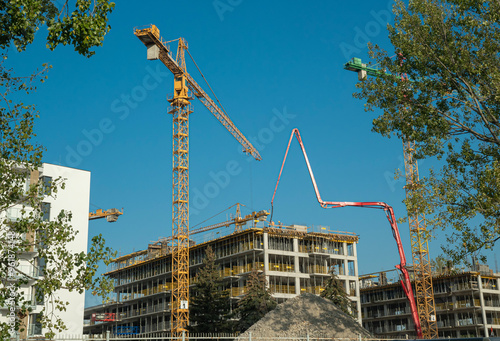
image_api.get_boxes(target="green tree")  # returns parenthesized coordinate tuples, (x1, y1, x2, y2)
(320, 269, 353, 316)
(2, 0, 115, 57)
(431, 255, 448, 274)
(0, 0, 115, 338)
(353, 0, 500, 265)
(235, 269, 276, 333)
(189, 246, 232, 333)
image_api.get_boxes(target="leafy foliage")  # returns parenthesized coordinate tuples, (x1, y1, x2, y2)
(0, 1, 115, 338)
(235, 269, 276, 333)
(430, 255, 456, 274)
(189, 246, 232, 333)
(353, 0, 500, 265)
(1, 0, 115, 57)
(0, 117, 116, 338)
(320, 270, 353, 317)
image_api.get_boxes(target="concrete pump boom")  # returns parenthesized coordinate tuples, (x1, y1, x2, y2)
(271, 128, 423, 338)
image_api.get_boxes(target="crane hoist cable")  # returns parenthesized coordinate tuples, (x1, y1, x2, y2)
(186, 49, 230, 121)
(190, 203, 243, 230)
(270, 128, 422, 337)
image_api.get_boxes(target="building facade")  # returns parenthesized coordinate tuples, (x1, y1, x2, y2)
(84, 224, 360, 335)
(360, 267, 500, 338)
(0, 163, 90, 338)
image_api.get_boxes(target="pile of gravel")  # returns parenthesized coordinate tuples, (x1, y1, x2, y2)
(238, 293, 373, 339)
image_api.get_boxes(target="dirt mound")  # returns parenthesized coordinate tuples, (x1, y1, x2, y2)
(238, 293, 372, 339)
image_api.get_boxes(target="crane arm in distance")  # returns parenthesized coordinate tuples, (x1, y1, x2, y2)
(270, 128, 422, 338)
(134, 25, 261, 161)
(89, 208, 123, 223)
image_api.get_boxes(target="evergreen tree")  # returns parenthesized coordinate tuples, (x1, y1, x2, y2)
(189, 246, 232, 333)
(235, 269, 277, 332)
(320, 269, 353, 317)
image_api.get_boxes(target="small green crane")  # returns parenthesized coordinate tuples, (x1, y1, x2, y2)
(344, 57, 384, 80)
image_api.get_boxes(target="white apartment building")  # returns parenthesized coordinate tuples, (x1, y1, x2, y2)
(0, 163, 90, 339)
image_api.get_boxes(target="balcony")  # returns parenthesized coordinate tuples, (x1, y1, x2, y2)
(8, 265, 39, 282)
(119, 303, 170, 320)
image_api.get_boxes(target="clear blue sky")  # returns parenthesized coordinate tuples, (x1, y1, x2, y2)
(9, 1, 499, 306)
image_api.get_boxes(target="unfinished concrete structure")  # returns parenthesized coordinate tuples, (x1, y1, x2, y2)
(360, 266, 500, 338)
(83, 222, 360, 335)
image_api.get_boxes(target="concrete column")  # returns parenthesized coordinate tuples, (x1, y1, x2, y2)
(263, 233, 269, 282)
(478, 274, 489, 336)
(293, 238, 300, 274)
(356, 299, 362, 323)
(353, 242, 359, 276)
(355, 278, 361, 305)
(451, 293, 458, 330)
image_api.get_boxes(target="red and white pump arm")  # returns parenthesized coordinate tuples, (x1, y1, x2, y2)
(271, 128, 423, 338)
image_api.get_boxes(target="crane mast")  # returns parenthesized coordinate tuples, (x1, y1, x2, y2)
(404, 139, 437, 338)
(345, 57, 438, 339)
(134, 25, 261, 336)
(168, 37, 191, 335)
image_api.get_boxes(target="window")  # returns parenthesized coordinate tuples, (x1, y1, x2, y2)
(28, 314, 42, 336)
(24, 174, 31, 194)
(41, 202, 50, 221)
(348, 260, 355, 276)
(36, 257, 46, 276)
(6, 207, 22, 221)
(33, 285, 44, 305)
(40, 176, 52, 195)
(347, 243, 354, 256)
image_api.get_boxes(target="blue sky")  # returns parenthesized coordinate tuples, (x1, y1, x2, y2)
(8, 1, 499, 306)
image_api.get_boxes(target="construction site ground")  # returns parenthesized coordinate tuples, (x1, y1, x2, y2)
(238, 293, 373, 339)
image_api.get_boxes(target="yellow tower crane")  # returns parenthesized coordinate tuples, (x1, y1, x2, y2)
(134, 25, 261, 336)
(345, 57, 438, 339)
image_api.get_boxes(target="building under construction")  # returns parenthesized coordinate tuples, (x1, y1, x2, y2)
(83, 218, 361, 335)
(360, 265, 500, 338)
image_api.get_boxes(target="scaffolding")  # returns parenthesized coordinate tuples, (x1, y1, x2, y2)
(360, 270, 500, 338)
(84, 223, 361, 336)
